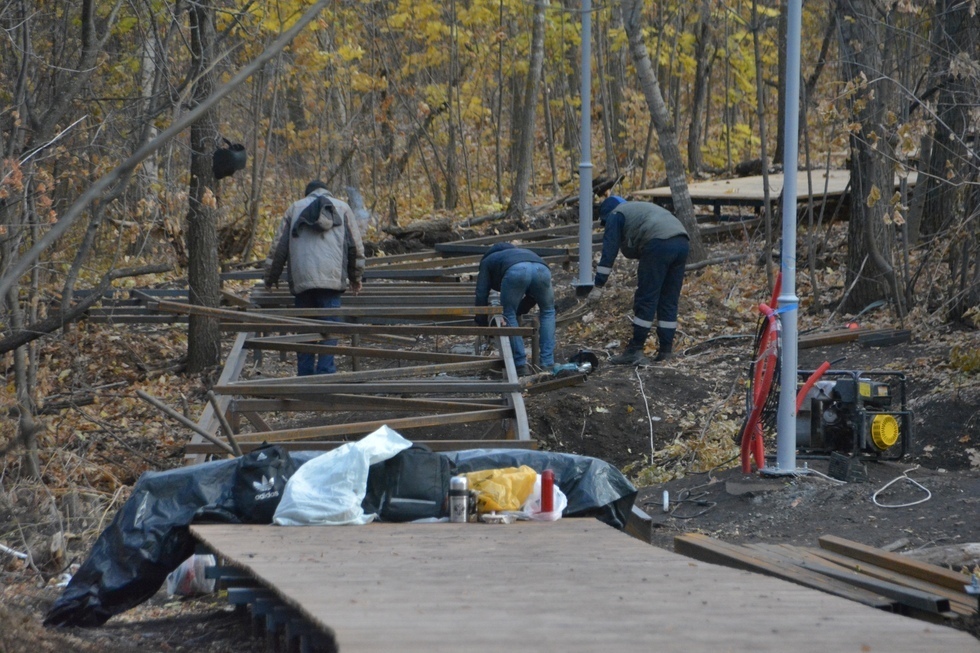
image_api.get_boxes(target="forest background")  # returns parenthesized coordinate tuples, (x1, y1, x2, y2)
(0, 0, 978, 565)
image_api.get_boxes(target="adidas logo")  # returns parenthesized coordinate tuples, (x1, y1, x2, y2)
(252, 475, 275, 492)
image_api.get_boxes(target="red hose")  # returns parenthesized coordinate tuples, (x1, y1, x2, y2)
(741, 303, 780, 473)
(795, 361, 832, 413)
(769, 272, 782, 309)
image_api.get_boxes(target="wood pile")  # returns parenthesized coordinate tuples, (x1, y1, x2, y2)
(675, 533, 979, 623)
(798, 327, 911, 349)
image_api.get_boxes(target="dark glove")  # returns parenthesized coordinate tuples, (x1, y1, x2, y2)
(594, 273, 608, 288)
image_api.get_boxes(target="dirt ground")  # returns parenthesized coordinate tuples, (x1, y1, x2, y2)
(3, 236, 980, 651)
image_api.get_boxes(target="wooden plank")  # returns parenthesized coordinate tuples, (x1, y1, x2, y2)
(232, 407, 515, 444)
(230, 397, 504, 414)
(674, 533, 897, 609)
(190, 521, 978, 653)
(228, 359, 500, 386)
(86, 314, 187, 324)
(185, 439, 538, 455)
(805, 547, 978, 616)
(437, 221, 584, 246)
(248, 306, 500, 318)
(244, 338, 488, 363)
(799, 559, 951, 614)
(432, 244, 569, 257)
(187, 331, 250, 464)
(747, 543, 953, 615)
(361, 269, 462, 281)
(797, 327, 910, 349)
(221, 290, 254, 308)
(362, 253, 569, 275)
(797, 328, 866, 349)
(819, 535, 975, 593)
(858, 328, 912, 347)
(250, 295, 477, 308)
(634, 170, 916, 204)
(216, 381, 521, 396)
(494, 316, 530, 441)
(219, 322, 534, 337)
(699, 217, 762, 237)
(130, 288, 190, 299)
(241, 411, 273, 432)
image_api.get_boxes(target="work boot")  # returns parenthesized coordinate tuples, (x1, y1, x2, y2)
(653, 351, 674, 362)
(609, 347, 650, 366)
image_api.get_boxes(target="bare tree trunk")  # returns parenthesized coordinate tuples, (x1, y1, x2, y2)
(243, 60, 280, 260)
(185, 1, 222, 373)
(918, 0, 978, 240)
(606, 10, 629, 172)
(445, 0, 461, 212)
(506, 0, 547, 217)
(837, 0, 904, 317)
(618, 0, 706, 262)
(494, 0, 507, 203)
(559, 2, 581, 175)
(595, 18, 618, 175)
(752, 0, 774, 292)
(950, 191, 980, 323)
(542, 75, 560, 195)
(687, 0, 716, 176)
(1, 236, 40, 477)
(445, 114, 459, 211)
(773, 2, 787, 165)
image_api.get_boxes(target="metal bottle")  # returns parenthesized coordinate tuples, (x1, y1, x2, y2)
(449, 476, 469, 523)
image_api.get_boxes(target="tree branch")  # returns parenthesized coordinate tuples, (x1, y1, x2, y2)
(0, 264, 171, 355)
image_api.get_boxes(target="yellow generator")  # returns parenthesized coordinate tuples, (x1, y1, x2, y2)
(795, 370, 912, 460)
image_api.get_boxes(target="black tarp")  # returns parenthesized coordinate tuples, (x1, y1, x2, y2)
(44, 448, 635, 628)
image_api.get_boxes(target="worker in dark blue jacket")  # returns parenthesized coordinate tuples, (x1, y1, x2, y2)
(474, 243, 556, 375)
(594, 196, 689, 365)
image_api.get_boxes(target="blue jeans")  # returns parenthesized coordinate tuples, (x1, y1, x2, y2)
(633, 236, 689, 350)
(500, 262, 556, 367)
(294, 288, 342, 375)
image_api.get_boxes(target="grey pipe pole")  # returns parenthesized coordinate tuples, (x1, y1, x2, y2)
(575, 0, 594, 296)
(771, 0, 803, 474)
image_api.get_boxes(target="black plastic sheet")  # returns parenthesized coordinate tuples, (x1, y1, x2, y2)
(45, 448, 634, 628)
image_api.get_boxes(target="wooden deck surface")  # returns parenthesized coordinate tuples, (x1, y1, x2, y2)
(191, 519, 978, 653)
(633, 169, 917, 204)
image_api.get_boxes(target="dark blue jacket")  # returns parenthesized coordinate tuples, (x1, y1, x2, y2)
(595, 202, 687, 287)
(474, 243, 548, 325)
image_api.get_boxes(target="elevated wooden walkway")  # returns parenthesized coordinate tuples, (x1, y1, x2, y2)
(179, 222, 604, 466)
(176, 296, 540, 464)
(191, 519, 979, 653)
(634, 169, 918, 222)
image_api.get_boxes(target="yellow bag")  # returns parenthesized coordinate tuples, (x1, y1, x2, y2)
(464, 465, 538, 513)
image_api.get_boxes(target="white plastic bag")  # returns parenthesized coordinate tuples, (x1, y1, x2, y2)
(273, 426, 413, 526)
(166, 554, 216, 597)
(519, 473, 568, 522)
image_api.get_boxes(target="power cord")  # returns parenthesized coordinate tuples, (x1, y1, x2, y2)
(668, 479, 720, 519)
(872, 465, 932, 508)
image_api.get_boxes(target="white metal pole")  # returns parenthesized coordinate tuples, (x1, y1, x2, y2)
(771, 0, 803, 473)
(575, 0, 594, 295)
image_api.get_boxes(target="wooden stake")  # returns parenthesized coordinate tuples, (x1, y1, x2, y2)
(136, 390, 235, 456)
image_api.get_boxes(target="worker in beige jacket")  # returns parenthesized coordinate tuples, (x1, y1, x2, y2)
(265, 181, 365, 375)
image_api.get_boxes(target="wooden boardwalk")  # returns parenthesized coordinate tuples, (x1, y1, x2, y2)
(633, 169, 918, 219)
(191, 519, 978, 653)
